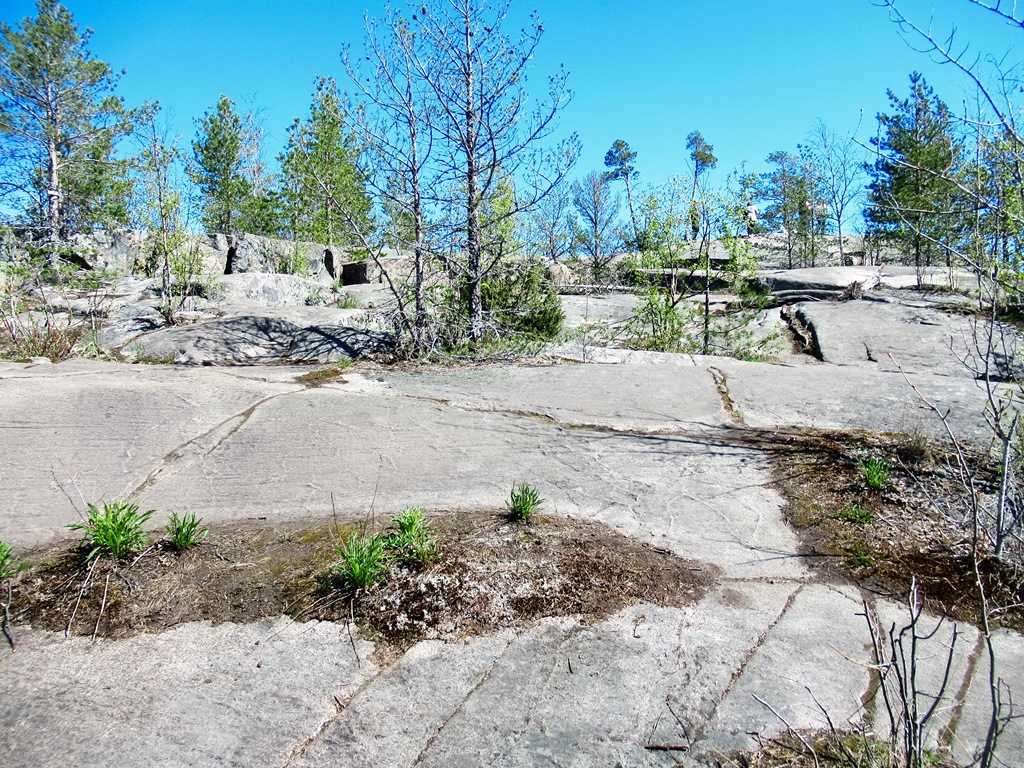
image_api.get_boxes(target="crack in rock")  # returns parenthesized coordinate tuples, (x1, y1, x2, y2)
(126, 389, 301, 500)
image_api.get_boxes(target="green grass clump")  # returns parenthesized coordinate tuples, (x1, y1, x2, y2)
(0, 540, 18, 580)
(165, 512, 208, 551)
(386, 507, 439, 568)
(334, 533, 389, 589)
(507, 482, 543, 522)
(68, 500, 154, 562)
(834, 505, 874, 525)
(859, 456, 892, 491)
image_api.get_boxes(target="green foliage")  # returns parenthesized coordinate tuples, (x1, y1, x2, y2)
(507, 483, 543, 522)
(333, 532, 389, 589)
(481, 263, 565, 341)
(866, 73, 962, 273)
(279, 77, 373, 246)
(336, 292, 359, 309)
(0, 0, 140, 240)
(860, 456, 893, 491)
(68, 499, 154, 562)
(386, 508, 439, 568)
(277, 244, 311, 277)
(628, 287, 686, 352)
(165, 512, 208, 551)
(0, 540, 18, 580)
(189, 95, 253, 235)
(835, 505, 874, 525)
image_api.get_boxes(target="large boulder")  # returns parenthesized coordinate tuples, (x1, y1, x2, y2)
(795, 297, 1023, 379)
(128, 306, 393, 364)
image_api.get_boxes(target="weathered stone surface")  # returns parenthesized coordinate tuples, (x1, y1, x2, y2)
(216, 272, 337, 308)
(128, 306, 393, 364)
(796, 298, 1023, 380)
(0, 618, 375, 768)
(3, 340, 1024, 766)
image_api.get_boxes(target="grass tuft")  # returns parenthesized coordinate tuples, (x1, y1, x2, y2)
(386, 507, 439, 568)
(834, 504, 874, 525)
(165, 512, 208, 551)
(68, 500, 154, 562)
(0, 540, 18, 580)
(507, 482, 543, 522)
(333, 533, 389, 589)
(859, 456, 892, 490)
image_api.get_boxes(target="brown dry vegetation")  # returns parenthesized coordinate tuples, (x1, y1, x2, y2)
(7, 510, 712, 654)
(761, 427, 1024, 634)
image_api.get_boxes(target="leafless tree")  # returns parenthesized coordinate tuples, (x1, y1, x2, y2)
(406, 0, 579, 342)
(806, 120, 865, 263)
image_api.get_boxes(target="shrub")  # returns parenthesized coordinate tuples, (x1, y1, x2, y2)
(333, 533, 389, 589)
(165, 512, 208, 551)
(860, 456, 892, 490)
(68, 500, 154, 562)
(481, 263, 565, 341)
(387, 507, 439, 568)
(507, 483, 543, 522)
(0, 540, 17, 580)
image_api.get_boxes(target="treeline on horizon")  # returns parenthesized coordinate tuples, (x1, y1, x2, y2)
(1, 0, 1022, 351)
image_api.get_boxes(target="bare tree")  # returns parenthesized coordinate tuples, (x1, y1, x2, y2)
(407, 0, 579, 342)
(806, 120, 865, 263)
(572, 171, 621, 278)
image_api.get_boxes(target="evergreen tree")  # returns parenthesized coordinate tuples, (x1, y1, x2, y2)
(0, 0, 139, 256)
(189, 95, 251, 235)
(758, 150, 827, 268)
(603, 139, 641, 248)
(279, 77, 372, 248)
(865, 72, 963, 275)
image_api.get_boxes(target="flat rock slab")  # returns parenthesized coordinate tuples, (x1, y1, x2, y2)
(3, 357, 1023, 766)
(4, 585, 1018, 767)
(0, 618, 376, 768)
(796, 299, 1023, 380)
(128, 306, 392, 364)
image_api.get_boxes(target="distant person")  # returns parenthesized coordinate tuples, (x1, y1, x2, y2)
(744, 201, 759, 236)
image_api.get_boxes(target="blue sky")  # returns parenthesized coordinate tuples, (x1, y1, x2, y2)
(2, 0, 1021, 194)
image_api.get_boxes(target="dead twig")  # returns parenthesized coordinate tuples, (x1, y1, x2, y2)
(752, 693, 821, 768)
(2, 580, 14, 652)
(92, 574, 110, 642)
(66, 557, 98, 638)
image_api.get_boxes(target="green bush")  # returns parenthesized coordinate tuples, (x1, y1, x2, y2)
(68, 500, 154, 562)
(165, 512, 208, 551)
(507, 482, 543, 522)
(481, 263, 564, 341)
(859, 456, 892, 491)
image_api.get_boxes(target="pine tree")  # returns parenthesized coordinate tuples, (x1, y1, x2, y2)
(189, 95, 252, 235)
(0, 0, 138, 259)
(279, 77, 372, 248)
(866, 72, 962, 275)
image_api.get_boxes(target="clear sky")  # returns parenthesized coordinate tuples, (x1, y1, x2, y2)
(2, 0, 1021, 194)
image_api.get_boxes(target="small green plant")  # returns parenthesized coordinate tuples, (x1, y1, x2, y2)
(336, 292, 359, 309)
(387, 507, 439, 568)
(0, 540, 18, 580)
(859, 456, 892, 490)
(68, 500, 154, 562)
(507, 482, 543, 522)
(834, 504, 874, 525)
(333, 533, 389, 588)
(165, 512, 208, 551)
